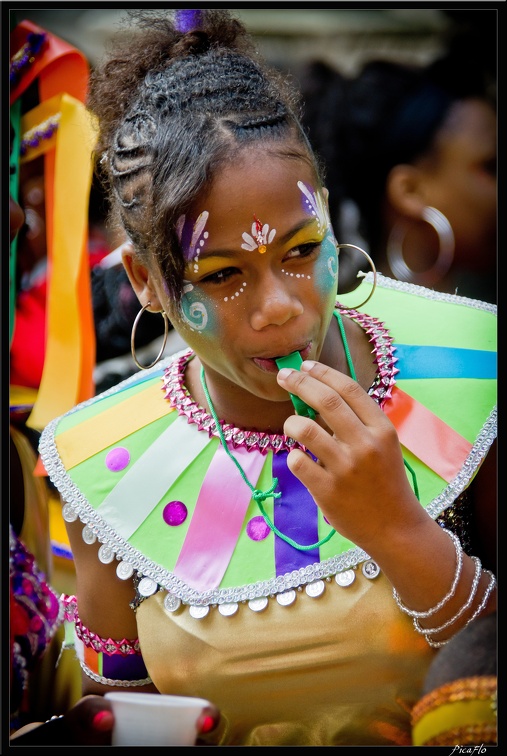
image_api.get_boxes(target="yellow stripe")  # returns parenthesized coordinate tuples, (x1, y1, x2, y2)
(412, 699, 496, 745)
(56, 382, 175, 469)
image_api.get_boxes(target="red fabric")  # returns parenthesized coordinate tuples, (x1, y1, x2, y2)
(10, 238, 110, 391)
(10, 281, 47, 389)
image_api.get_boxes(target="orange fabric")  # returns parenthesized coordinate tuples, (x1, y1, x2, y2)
(10, 20, 89, 105)
(384, 386, 473, 483)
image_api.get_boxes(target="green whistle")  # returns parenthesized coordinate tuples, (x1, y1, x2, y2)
(276, 352, 316, 420)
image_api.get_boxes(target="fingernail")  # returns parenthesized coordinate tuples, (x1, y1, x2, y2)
(301, 360, 316, 371)
(92, 710, 114, 731)
(199, 715, 216, 734)
(277, 368, 292, 380)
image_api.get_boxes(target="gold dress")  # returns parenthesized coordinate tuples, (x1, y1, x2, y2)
(40, 277, 496, 745)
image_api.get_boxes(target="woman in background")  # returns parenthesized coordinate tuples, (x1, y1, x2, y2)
(298, 53, 496, 302)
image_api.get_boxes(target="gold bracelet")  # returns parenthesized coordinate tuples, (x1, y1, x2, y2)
(412, 676, 497, 746)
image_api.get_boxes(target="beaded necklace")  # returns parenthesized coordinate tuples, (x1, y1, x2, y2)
(199, 310, 356, 551)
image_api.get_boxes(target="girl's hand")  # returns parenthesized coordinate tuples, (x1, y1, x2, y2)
(277, 360, 424, 553)
(10, 695, 114, 745)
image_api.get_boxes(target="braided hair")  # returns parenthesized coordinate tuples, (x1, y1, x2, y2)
(88, 9, 318, 303)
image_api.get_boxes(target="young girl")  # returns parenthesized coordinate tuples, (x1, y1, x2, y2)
(40, 10, 497, 746)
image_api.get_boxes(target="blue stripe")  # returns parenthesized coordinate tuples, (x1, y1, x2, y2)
(394, 344, 496, 380)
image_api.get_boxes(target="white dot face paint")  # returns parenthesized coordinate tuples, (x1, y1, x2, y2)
(223, 283, 247, 303)
(281, 269, 312, 280)
(176, 210, 210, 272)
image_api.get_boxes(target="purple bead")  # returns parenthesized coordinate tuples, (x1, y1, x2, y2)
(246, 516, 271, 541)
(105, 446, 130, 472)
(163, 501, 188, 526)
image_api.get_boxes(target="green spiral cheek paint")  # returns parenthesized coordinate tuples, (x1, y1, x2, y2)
(180, 285, 217, 335)
(275, 351, 316, 419)
(314, 231, 339, 298)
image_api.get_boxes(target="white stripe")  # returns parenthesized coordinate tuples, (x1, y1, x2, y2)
(97, 414, 210, 539)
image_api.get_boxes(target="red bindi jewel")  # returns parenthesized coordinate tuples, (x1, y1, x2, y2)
(253, 215, 267, 254)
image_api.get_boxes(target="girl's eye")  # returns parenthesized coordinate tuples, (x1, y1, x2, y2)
(201, 266, 238, 284)
(284, 242, 321, 261)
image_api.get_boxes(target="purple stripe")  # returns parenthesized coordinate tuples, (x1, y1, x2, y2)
(272, 452, 320, 574)
(102, 651, 148, 681)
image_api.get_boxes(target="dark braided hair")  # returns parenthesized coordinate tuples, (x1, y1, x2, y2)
(88, 9, 318, 303)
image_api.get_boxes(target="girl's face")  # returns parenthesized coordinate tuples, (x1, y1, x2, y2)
(156, 146, 338, 403)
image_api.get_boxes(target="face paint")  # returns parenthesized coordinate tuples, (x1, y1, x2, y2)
(281, 268, 312, 280)
(223, 282, 247, 302)
(176, 211, 209, 272)
(180, 281, 212, 332)
(314, 228, 339, 296)
(241, 215, 276, 254)
(176, 211, 216, 330)
(297, 181, 329, 235)
(298, 180, 339, 295)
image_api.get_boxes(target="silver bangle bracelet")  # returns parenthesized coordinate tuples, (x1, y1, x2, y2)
(424, 569, 497, 649)
(413, 556, 481, 635)
(392, 529, 463, 619)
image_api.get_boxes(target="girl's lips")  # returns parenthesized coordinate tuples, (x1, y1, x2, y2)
(253, 343, 312, 373)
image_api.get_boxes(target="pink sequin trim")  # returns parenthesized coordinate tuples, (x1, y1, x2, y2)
(62, 594, 141, 655)
(162, 306, 397, 452)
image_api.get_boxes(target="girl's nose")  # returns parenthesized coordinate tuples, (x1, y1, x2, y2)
(250, 272, 304, 330)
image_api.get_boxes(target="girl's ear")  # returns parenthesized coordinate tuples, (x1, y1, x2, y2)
(385, 164, 427, 219)
(121, 241, 164, 311)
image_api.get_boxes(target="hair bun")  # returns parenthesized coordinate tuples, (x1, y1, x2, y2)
(174, 30, 211, 57)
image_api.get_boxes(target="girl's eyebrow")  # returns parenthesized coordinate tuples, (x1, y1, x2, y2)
(193, 218, 321, 261)
(277, 217, 320, 246)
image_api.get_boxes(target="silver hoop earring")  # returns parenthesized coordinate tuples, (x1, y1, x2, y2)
(386, 206, 455, 287)
(131, 302, 169, 370)
(336, 243, 377, 309)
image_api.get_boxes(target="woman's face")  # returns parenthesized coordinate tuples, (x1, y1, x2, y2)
(156, 145, 338, 402)
(420, 97, 497, 270)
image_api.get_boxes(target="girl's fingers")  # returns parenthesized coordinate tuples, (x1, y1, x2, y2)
(277, 360, 389, 437)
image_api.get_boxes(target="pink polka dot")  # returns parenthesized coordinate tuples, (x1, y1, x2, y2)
(105, 447, 130, 472)
(163, 501, 188, 526)
(246, 516, 271, 541)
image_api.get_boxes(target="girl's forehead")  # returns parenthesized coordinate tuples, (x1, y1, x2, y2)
(189, 150, 320, 232)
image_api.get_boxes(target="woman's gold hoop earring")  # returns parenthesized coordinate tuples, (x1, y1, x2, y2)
(131, 302, 169, 370)
(336, 243, 377, 309)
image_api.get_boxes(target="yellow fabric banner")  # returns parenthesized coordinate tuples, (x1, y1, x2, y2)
(21, 94, 97, 430)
